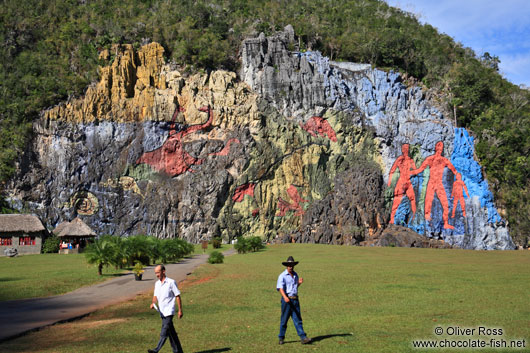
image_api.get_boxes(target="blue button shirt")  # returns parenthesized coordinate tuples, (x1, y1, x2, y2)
(277, 269, 299, 296)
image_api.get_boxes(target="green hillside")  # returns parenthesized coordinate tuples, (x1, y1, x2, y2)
(1, 0, 528, 244)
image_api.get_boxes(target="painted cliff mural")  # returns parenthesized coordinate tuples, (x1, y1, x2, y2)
(5, 29, 514, 249)
(389, 140, 469, 231)
(136, 105, 214, 176)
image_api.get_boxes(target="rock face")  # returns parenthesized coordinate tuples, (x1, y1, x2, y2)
(6, 29, 515, 249)
(370, 225, 454, 248)
(240, 27, 513, 250)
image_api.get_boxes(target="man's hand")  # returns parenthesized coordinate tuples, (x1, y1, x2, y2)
(298, 277, 303, 285)
(150, 303, 155, 309)
(178, 310, 183, 319)
(279, 288, 289, 302)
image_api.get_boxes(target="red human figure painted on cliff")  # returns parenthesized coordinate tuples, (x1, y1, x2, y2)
(300, 116, 337, 142)
(451, 172, 469, 218)
(276, 185, 309, 217)
(412, 141, 458, 229)
(136, 106, 213, 176)
(388, 144, 417, 224)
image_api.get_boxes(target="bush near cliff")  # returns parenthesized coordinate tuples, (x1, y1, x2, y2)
(84, 235, 194, 275)
(234, 236, 265, 254)
(208, 251, 224, 264)
(1, 0, 528, 244)
(41, 235, 60, 254)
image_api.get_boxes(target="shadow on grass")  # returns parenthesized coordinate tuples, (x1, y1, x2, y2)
(311, 333, 353, 343)
(283, 333, 353, 344)
(0, 277, 17, 282)
(195, 348, 231, 353)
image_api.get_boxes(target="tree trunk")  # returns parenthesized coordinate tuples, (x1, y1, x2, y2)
(98, 263, 103, 276)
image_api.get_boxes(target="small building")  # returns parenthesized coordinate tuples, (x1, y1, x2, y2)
(54, 217, 96, 254)
(0, 214, 46, 256)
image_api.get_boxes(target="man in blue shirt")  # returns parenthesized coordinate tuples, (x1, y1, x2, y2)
(276, 256, 312, 345)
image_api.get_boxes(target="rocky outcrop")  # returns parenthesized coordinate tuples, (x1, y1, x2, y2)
(6, 28, 515, 249)
(290, 161, 387, 245)
(369, 225, 454, 248)
(241, 26, 514, 249)
(9, 43, 260, 243)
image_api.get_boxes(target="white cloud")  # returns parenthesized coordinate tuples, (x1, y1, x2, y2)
(499, 53, 530, 88)
(386, 0, 530, 86)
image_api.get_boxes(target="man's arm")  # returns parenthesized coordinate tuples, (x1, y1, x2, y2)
(150, 295, 158, 309)
(176, 295, 183, 319)
(445, 159, 458, 175)
(279, 288, 290, 303)
(411, 157, 430, 175)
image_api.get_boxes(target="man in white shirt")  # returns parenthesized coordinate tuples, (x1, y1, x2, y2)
(148, 265, 184, 353)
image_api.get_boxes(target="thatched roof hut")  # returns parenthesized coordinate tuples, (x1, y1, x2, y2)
(0, 214, 45, 233)
(55, 218, 96, 238)
(0, 214, 45, 255)
(53, 221, 70, 236)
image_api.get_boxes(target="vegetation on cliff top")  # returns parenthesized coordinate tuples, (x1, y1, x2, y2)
(1, 0, 528, 244)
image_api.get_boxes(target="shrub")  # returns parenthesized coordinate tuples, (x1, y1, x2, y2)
(234, 237, 249, 254)
(248, 236, 264, 252)
(211, 236, 222, 249)
(123, 235, 151, 266)
(159, 238, 194, 263)
(42, 235, 60, 253)
(85, 235, 194, 274)
(234, 236, 265, 254)
(208, 251, 224, 264)
(105, 235, 128, 269)
(133, 261, 145, 276)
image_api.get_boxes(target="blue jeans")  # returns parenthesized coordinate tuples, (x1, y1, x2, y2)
(153, 315, 184, 353)
(279, 297, 307, 339)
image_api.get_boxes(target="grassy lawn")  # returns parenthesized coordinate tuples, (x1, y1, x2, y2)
(2, 244, 529, 352)
(0, 254, 124, 301)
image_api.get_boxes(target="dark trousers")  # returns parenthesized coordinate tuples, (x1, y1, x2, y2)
(279, 297, 307, 339)
(153, 315, 184, 353)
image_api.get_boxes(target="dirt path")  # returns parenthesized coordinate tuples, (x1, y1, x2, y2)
(0, 251, 233, 342)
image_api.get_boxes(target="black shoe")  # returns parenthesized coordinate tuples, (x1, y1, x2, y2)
(279, 339, 284, 345)
(147, 349, 157, 353)
(301, 337, 312, 344)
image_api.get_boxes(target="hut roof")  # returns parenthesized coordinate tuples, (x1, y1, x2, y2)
(56, 218, 96, 237)
(52, 221, 70, 236)
(0, 214, 45, 233)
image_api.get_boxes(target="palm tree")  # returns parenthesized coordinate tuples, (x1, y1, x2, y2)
(105, 235, 128, 269)
(84, 236, 115, 275)
(123, 235, 151, 266)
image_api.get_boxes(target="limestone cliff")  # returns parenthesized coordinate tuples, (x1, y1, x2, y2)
(6, 29, 514, 249)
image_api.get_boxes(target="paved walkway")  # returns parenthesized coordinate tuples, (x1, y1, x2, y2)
(0, 251, 233, 342)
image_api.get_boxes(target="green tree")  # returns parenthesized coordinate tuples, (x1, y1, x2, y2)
(42, 235, 60, 254)
(84, 236, 115, 275)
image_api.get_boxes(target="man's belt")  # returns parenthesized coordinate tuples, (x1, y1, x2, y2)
(288, 295, 298, 300)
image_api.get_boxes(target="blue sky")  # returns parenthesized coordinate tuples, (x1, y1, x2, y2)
(385, 0, 530, 87)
